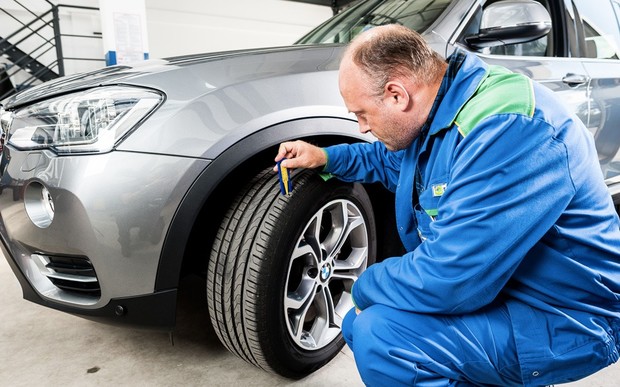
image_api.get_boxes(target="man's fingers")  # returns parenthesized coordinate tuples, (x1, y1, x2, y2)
(275, 142, 293, 162)
(280, 156, 303, 169)
(274, 140, 325, 170)
(274, 141, 297, 171)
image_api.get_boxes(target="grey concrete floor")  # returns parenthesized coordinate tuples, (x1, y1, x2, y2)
(1, 252, 618, 386)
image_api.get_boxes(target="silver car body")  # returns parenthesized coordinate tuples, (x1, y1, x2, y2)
(1, 0, 619, 330)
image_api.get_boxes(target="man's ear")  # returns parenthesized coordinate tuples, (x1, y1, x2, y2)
(384, 81, 410, 111)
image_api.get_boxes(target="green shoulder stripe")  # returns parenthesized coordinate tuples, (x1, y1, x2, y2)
(454, 65, 535, 137)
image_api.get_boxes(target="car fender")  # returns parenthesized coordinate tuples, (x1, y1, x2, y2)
(155, 116, 372, 291)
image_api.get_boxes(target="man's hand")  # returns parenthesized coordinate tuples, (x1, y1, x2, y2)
(274, 140, 327, 171)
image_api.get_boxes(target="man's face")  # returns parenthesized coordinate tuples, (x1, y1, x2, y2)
(339, 60, 425, 151)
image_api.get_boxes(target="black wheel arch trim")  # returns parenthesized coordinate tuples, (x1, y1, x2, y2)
(155, 116, 369, 292)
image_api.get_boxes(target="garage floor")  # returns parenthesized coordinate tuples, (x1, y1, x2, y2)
(1, 252, 618, 386)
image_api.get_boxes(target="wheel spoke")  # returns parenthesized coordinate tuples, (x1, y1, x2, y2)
(291, 243, 316, 261)
(308, 285, 337, 347)
(305, 211, 324, 259)
(321, 202, 348, 257)
(285, 277, 316, 311)
(286, 280, 318, 338)
(332, 246, 368, 280)
(326, 203, 365, 261)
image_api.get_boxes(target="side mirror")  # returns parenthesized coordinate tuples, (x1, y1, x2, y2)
(465, 0, 551, 49)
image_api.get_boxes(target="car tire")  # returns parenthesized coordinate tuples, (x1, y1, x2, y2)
(207, 166, 376, 378)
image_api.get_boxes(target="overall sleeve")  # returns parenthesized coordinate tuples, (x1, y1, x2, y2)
(323, 141, 403, 192)
(352, 114, 576, 314)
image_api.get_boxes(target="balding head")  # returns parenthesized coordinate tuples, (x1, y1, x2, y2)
(338, 25, 448, 151)
(341, 24, 445, 96)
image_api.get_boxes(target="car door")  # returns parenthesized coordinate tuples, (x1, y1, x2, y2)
(450, 0, 591, 135)
(571, 0, 620, 184)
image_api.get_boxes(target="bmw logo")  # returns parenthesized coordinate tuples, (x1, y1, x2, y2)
(320, 264, 332, 281)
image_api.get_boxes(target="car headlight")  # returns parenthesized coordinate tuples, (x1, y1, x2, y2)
(7, 86, 162, 154)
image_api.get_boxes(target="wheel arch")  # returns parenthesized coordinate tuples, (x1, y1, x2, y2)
(154, 116, 381, 292)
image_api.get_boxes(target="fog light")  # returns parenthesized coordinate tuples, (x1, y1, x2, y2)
(24, 181, 55, 228)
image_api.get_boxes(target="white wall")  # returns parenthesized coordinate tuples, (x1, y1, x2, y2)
(0, 0, 333, 78)
(145, 0, 333, 58)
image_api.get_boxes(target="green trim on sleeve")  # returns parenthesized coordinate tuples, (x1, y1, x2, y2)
(319, 148, 333, 181)
(321, 148, 329, 168)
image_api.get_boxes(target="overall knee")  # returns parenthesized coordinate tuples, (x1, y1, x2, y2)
(348, 305, 400, 378)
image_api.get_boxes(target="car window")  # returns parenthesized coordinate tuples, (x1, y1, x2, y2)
(296, 0, 453, 45)
(572, 0, 620, 59)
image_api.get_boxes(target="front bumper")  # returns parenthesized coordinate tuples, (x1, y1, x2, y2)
(0, 146, 208, 329)
(1, 236, 178, 329)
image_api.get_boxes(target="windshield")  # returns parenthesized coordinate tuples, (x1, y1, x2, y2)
(297, 0, 453, 45)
